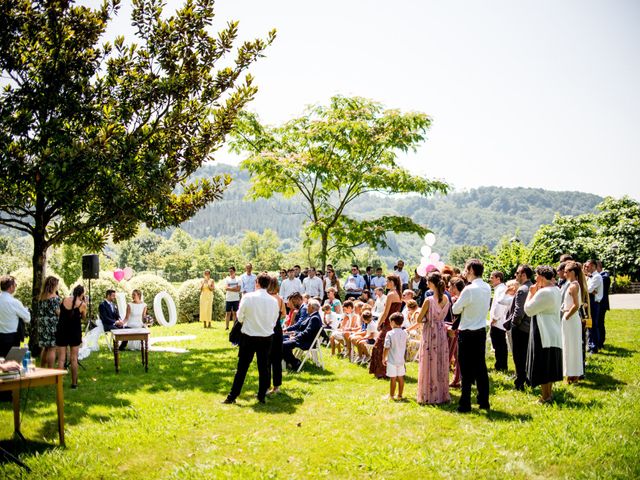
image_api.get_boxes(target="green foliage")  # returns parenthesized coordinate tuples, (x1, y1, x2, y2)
(10, 267, 69, 307)
(230, 96, 449, 269)
(489, 236, 532, 280)
(447, 245, 495, 270)
(0, 0, 274, 327)
(71, 271, 131, 306)
(177, 278, 225, 324)
(240, 229, 283, 271)
(127, 274, 178, 320)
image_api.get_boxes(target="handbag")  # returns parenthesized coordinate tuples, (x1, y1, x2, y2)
(228, 320, 242, 345)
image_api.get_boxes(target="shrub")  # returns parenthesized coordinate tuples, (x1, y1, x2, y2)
(127, 274, 179, 321)
(10, 267, 69, 308)
(177, 279, 225, 323)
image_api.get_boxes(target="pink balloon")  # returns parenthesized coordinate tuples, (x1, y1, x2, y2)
(123, 267, 134, 281)
(417, 265, 427, 277)
(426, 264, 437, 273)
(429, 252, 440, 263)
(437, 261, 446, 271)
(113, 269, 125, 282)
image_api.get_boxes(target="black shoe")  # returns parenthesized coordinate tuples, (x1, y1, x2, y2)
(71, 384, 78, 390)
(256, 396, 266, 404)
(514, 383, 525, 391)
(118, 345, 127, 351)
(222, 396, 236, 404)
(478, 403, 490, 410)
(457, 405, 471, 413)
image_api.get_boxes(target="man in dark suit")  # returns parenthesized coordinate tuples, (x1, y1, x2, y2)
(283, 292, 308, 333)
(98, 289, 122, 332)
(506, 264, 533, 391)
(597, 261, 610, 350)
(282, 299, 322, 371)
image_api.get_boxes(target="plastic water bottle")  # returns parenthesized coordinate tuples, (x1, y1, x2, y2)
(22, 349, 31, 372)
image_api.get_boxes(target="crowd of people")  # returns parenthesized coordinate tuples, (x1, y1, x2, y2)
(219, 256, 611, 411)
(0, 254, 611, 411)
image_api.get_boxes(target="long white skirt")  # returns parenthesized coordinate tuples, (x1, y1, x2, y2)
(562, 313, 584, 377)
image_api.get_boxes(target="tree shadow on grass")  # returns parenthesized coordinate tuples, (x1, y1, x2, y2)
(549, 388, 603, 409)
(598, 345, 635, 358)
(0, 438, 57, 469)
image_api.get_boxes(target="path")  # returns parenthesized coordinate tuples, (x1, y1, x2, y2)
(609, 294, 640, 310)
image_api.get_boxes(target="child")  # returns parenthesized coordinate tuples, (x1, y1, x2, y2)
(383, 312, 408, 400)
(351, 310, 378, 364)
(330, 300, 359, 356)
(320, 303, 338, 344)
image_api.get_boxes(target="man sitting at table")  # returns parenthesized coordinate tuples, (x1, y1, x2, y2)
(99, 290, 123, 332)
(0, 275, 31, 358)
(282, 299, 322, 371)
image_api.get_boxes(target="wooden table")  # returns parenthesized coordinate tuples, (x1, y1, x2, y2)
(0, 368, 67, 446)
(111, 328, 150, 373)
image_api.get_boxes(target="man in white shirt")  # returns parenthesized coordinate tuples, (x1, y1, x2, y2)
(370, 267, 387, 291)
(396, 260, 410, 291)
(223, 266, 241, 331)
(279, 268, 303, 305)
(224, 274, 279, 405)
(489, 271, 508, 372)
(302, 267, 324, 299)
(452, 259, 491, 413)
(0, 275, 31, 357)
(585, 260, 603, 353)
(240, 263, 257, 295)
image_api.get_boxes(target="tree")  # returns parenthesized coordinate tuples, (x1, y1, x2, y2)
(230, 96, 449, 270)
(240, 229, 283, 271)
(447, 245, 495, 271)
(0, 0, 275, 347)
(528, 214, 599, 265)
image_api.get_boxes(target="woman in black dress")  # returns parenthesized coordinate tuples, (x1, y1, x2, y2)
(56, 285, 87, 388)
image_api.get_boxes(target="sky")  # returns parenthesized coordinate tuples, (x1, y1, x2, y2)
(89, 0, 640, 199)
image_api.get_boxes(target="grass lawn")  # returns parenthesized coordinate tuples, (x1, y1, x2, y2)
(1, 310, 639, 479)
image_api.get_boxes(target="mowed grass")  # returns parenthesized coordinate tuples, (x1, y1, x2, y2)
(1, 310, 639, 479)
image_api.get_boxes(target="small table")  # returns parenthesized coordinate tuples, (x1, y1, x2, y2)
(0, 368, 67, 446)
(111, 328, 150, 373)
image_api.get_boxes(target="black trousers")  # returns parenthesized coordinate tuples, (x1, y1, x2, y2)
(458, 328, 490, 408)
(588, 300, 600, 353)
(511, 328, 530, 389)
(229, 333, 273, 401)
(0, 332, 19, 358)
(270, 323, 283, 388)
(490, 326, 508, 371)
(598, 306, 607, 349)
(282, 338, 300, 367)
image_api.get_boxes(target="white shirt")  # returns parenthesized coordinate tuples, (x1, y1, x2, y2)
(587, 272, 604, 302)
(279, 277, 303, 301)
(0, 291, 31, 334)
(370, 275, 387, 290)
(524, 287, 563, 349)
(223, 276, 241, 302)
(366, 320, 378, 336)
(396, 269, 410, 286)
(373, 294, 387, 318)
(490, 283, 508, 330)
(384, 327, 408, 366)
(240, 273, 257, 294)
(237, 289, 279, 337)
(452, 278, 491, 331)
(303, 276, 324, 298)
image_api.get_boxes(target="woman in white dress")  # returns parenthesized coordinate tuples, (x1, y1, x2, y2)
(562, 261, 588, 383)
(124, 289, 147, 350)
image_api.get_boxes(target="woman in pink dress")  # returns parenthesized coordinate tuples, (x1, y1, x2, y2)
(416, 272, 451, 405)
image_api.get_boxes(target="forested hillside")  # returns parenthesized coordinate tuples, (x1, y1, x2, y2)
(180, 164, 602, 263)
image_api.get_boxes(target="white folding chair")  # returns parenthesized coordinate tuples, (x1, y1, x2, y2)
(96, 317, 113, 351)
(294, 327, 325, 372)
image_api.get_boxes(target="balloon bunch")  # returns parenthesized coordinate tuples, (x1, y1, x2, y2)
(113, 267, 134, 282)
(417, 232, 445, 277)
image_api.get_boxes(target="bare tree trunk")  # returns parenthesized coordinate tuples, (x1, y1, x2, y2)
(29, 231, 48, 356)
(320, 231, 328, 272)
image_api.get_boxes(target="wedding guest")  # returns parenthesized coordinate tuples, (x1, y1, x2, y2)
(489, 271, 509, 372)
(452, 259, 491, 413)
(279, 268, 304, 307)
(506, 264, 533, 391)
(302, 267, 324, 299)
(383, 313, 408, 400)
(267, 276, 287, 396)
(416, 271, 450, 405)
(200, 269, 215, 328)
(57, 285, 87, 389)
(562, 262, 587, 383)
(596, 260, 610, 350)
(329, 300, 358, 356)
(372, 287, 387, 320)
(396, 260, 410, 291)
(446, 276, 465, 388)
(223, 266, 241, 330)
(324, 269, 341, 301)
(363, 266, 373, 293)
(584, 260, 603, 353)
(370, 267, 387, 292)
(410, 269, 428, 306)
(282, 299, 322, 371)
(98, 289, 122, 332)
(240, 263, 257, 295)
(369, 275, 403, 379)
(37, 276, 62, 368)
(0, 275, 31, 358)
(326, 287, 342, 314)
(350, 310, 377, 364)
(344, 265, 366, 300)
(524, 266, 563, 403)
(224, 274, 279, 404)
(284, 292, 305, 328)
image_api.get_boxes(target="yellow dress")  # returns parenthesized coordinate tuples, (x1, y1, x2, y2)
(200, 281, 214, 324)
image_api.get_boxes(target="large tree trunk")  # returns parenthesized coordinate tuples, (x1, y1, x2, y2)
(320, 231, 328, 272)
(29, 232, 48, 355)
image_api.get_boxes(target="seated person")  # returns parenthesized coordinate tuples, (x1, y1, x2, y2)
(401, 289, 416, 328)
(350, 310, 378, 364)
(0, 360, 20, 372)
(320, 303, 339, 343)
(372, 287, 386, 320)
(330, 300, 359, 356)
(282, 299, 323, 370)
(283, 292, 308, 333)
(98, 289, 123, 331)
(404, 300, 421, 336)
(326, 287, 342, 314)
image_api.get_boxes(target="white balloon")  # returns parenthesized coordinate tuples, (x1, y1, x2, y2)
(154, 291, 177, 327)
(424, 232, 436, 246)
(420, 245, 432, 258)
(420, 257, 430, 266)
(437, 261, 446, 271)
(429, 252, 440, 263)
(417, 265, 427, 277)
